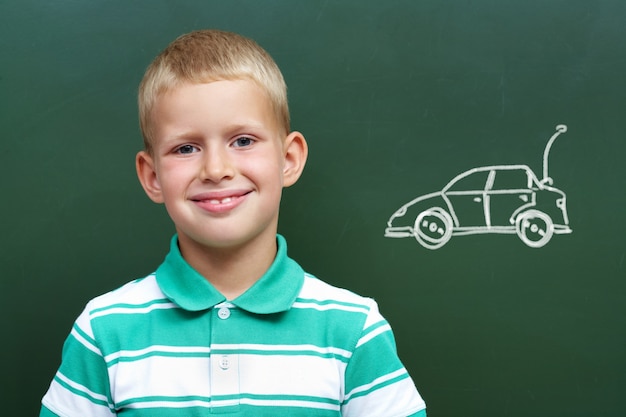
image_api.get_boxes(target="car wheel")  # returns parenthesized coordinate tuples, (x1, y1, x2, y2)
(515, 209, 554, 248)
(414, 207, 453, 250)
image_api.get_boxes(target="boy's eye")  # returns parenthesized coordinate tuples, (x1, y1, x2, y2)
(232, 136, 255, 148)
(176, 144, 199, 154)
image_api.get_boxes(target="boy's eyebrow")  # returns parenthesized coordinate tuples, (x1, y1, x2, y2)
(224, 119, 273, 133)
(159, 130, 203, 143)
(218, 120, 278, 138)
(159, 121, 272, 142)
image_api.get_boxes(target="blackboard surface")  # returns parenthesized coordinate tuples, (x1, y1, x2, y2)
(2, 1, 625, 416)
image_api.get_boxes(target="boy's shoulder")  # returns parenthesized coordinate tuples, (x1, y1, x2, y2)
(84, 273, 167, 314)
(70, 273, 169, 338)
(300, 273, 380, 316)
(301, 273, 365, 301)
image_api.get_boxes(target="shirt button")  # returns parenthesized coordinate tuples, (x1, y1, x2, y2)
(217, 307, 231, 320)
(219, 355, 230, 370)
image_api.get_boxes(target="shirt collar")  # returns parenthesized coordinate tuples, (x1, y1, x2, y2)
(155, 234, 304, 314)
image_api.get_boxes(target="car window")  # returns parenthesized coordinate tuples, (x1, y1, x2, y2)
(447, 170, 490, 192)
(490, 168, 533, 190)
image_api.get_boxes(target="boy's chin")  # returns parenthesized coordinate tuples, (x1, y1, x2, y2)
(177, 228, 277, 251)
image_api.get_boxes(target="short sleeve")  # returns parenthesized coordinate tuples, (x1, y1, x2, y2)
(40, 303, 116, 417)
(340, 299, 426, 417)
(39, 405, 60, 417)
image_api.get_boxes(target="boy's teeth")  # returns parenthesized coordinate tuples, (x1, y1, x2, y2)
(209, 197, 232, 204)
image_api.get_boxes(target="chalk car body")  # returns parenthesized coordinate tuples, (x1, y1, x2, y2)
(384, 125, 573, 249)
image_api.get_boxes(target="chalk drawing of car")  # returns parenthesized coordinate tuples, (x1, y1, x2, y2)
(384, 125, 573, 249)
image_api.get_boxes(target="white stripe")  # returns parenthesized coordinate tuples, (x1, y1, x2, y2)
(292, 301, 369, 315)
(56, 371, 111, 404)
(91, 302, 178, 319)
(355, 323, 391, 348)
(108, 356, 211, 401)
(125, 397, 340, 411)
(105, 345, 211, 363)
(238, 354, 345, 398)
(241, 397, 340, 411)
(71, 327, 102, 356)
(344, 368, 407, 401)
(106, 354, 345, 403)
(210, 398, 240, 407)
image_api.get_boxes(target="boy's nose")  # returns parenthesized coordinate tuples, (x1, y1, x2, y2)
(200, 147, 235, 182)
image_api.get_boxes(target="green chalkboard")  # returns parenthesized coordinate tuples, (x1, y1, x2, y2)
(2, 1, 625, 416)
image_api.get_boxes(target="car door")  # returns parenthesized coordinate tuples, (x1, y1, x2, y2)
(443, 169, 490, 229)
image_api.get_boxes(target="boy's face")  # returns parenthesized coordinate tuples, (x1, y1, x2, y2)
(136, 79, 306, 252)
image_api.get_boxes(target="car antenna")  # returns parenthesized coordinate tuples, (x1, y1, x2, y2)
(541, 124, 567, 186)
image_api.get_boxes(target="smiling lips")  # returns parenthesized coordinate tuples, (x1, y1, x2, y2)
(190, 190, 251, 213)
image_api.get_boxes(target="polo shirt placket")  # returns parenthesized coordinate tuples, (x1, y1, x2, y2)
(209, 301, 241, 413)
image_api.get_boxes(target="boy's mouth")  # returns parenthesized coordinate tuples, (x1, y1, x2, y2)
(190, 190, 251, 213)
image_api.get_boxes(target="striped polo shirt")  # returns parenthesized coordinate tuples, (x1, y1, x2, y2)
(41, 235, 426, 416)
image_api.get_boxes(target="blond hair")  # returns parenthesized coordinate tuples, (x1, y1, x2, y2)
(138, 30, 289, 153)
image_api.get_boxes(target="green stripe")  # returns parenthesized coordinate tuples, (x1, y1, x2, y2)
(107, 346, 349, 366)
(91, 306, 365, 354)
(107, 350, 211, 366)
(92, 309, 210, 353)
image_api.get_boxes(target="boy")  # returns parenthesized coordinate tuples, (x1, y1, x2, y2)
(40, 30, 427, 416)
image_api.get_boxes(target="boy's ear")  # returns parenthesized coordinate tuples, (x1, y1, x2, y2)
(136, 151, 164, 203)
(282, 131, 308, 187)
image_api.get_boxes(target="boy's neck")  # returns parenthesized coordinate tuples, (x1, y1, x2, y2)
(176, 231, 278, 301)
